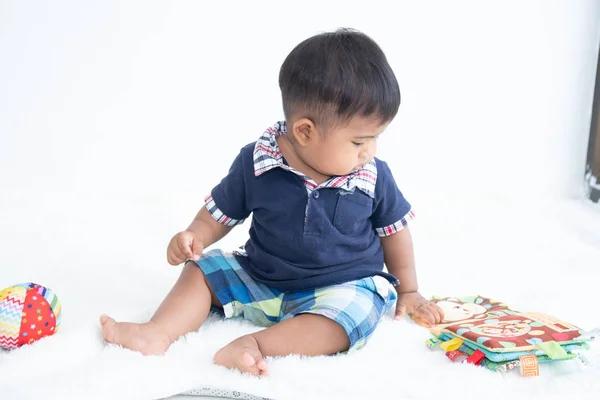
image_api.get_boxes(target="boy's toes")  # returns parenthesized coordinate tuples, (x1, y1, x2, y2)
(99, 314, 117, 342)
(256, 356, 269, 376)
(214, 335, 268, 376)
(99, 314, 114, 326)
(241, 351, 257, 368)
(240, 350, 269, 376)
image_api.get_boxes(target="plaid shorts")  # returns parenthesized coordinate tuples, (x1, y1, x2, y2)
(192, 249, 397, 352)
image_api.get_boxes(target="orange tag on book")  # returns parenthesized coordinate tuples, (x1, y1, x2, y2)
(519, 355, 539, 377)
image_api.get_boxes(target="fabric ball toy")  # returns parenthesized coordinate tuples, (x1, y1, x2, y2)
(0, 282, 62, 349)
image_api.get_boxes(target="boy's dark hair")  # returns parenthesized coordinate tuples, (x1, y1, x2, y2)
(279, 28, 400, 130)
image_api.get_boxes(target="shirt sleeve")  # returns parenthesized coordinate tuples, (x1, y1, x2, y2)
(371, 160, 415, 237)
(204, 150, 250, 227)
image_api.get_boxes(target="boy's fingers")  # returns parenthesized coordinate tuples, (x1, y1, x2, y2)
(177, 236, 194, 259)
(416, 308, 435, 327)
(434, 303, 445, 322)
(191, 239, 202, 261)
(167, 250, 177, 265)
(167, 249, 182, 265)
(395, 304, 408, 320)
(431, 302, 445, 322)
(425, 312, 436, 327)
(172, 244, 184, 259)
(413, 316, 430, 327)
(427, 303, 443, 324)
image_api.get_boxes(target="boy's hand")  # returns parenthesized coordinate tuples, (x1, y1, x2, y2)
(167, 231, 203, 265)
(394, 291, 444, 327)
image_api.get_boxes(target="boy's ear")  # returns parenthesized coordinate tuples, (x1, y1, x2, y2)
(291, 118, 317, 147)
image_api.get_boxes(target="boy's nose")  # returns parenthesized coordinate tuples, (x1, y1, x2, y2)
(371, 139, 378, 154)
(361, 142, 376, 161)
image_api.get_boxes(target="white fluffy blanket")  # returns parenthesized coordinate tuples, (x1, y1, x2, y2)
(1, 194, 600, 400)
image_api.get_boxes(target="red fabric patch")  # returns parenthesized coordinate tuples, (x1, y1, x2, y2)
(17, 288, 56, 347)
(446, 350, 468, 362)
(551, 332, 570, 342)
(466, 349, 486, 365)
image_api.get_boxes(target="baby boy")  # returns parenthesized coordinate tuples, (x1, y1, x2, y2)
(100, 28, 444, 376)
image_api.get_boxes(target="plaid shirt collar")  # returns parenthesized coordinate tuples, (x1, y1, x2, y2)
(253, 121, 378, 198)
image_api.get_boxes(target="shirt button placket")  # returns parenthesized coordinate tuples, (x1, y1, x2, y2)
(304, 190, 319, 235)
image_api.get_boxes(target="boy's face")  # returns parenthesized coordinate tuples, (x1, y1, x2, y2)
(297, 116, 387, 177)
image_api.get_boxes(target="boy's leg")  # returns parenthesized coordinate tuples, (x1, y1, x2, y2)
(100, 262, 218, 355)
(213, 314, 349, 376)
(253, 313, 350, 355)
(213, 276, 396, 376)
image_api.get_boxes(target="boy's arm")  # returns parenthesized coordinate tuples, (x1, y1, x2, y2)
(371, 159, 444, 326)
(168, 147, 251, 265)
(381, 228, 444, 326)
(166, 206, 235, 265)
(381, 227, 418, 293)
(187, 206, 234, 248)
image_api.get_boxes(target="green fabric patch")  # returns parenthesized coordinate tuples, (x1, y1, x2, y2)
(537, 341, 568, 359)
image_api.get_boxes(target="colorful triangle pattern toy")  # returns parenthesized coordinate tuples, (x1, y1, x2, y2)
(0, 282, 62, 349)
(424, 296, 597, 376)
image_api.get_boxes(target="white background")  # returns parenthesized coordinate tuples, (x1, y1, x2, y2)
(1, 0, 599, 195)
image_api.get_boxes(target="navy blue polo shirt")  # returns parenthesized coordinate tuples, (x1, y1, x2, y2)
(205, 121, 414, 292)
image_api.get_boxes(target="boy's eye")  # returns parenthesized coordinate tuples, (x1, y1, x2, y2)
(352, 142, 364, 146)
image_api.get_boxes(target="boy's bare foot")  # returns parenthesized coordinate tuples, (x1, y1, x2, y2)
(213, 335, 269, 376)
(99, 315, 172, 356)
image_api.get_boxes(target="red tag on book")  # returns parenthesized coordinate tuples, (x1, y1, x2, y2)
(446, 350, 468, 362)
(466, 349, 485, 365)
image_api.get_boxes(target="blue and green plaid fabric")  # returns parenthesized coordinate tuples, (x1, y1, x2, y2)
(193, 249, 397, 351)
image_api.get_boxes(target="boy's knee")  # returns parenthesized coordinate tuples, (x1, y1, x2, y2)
(183, 261, 222, 308)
